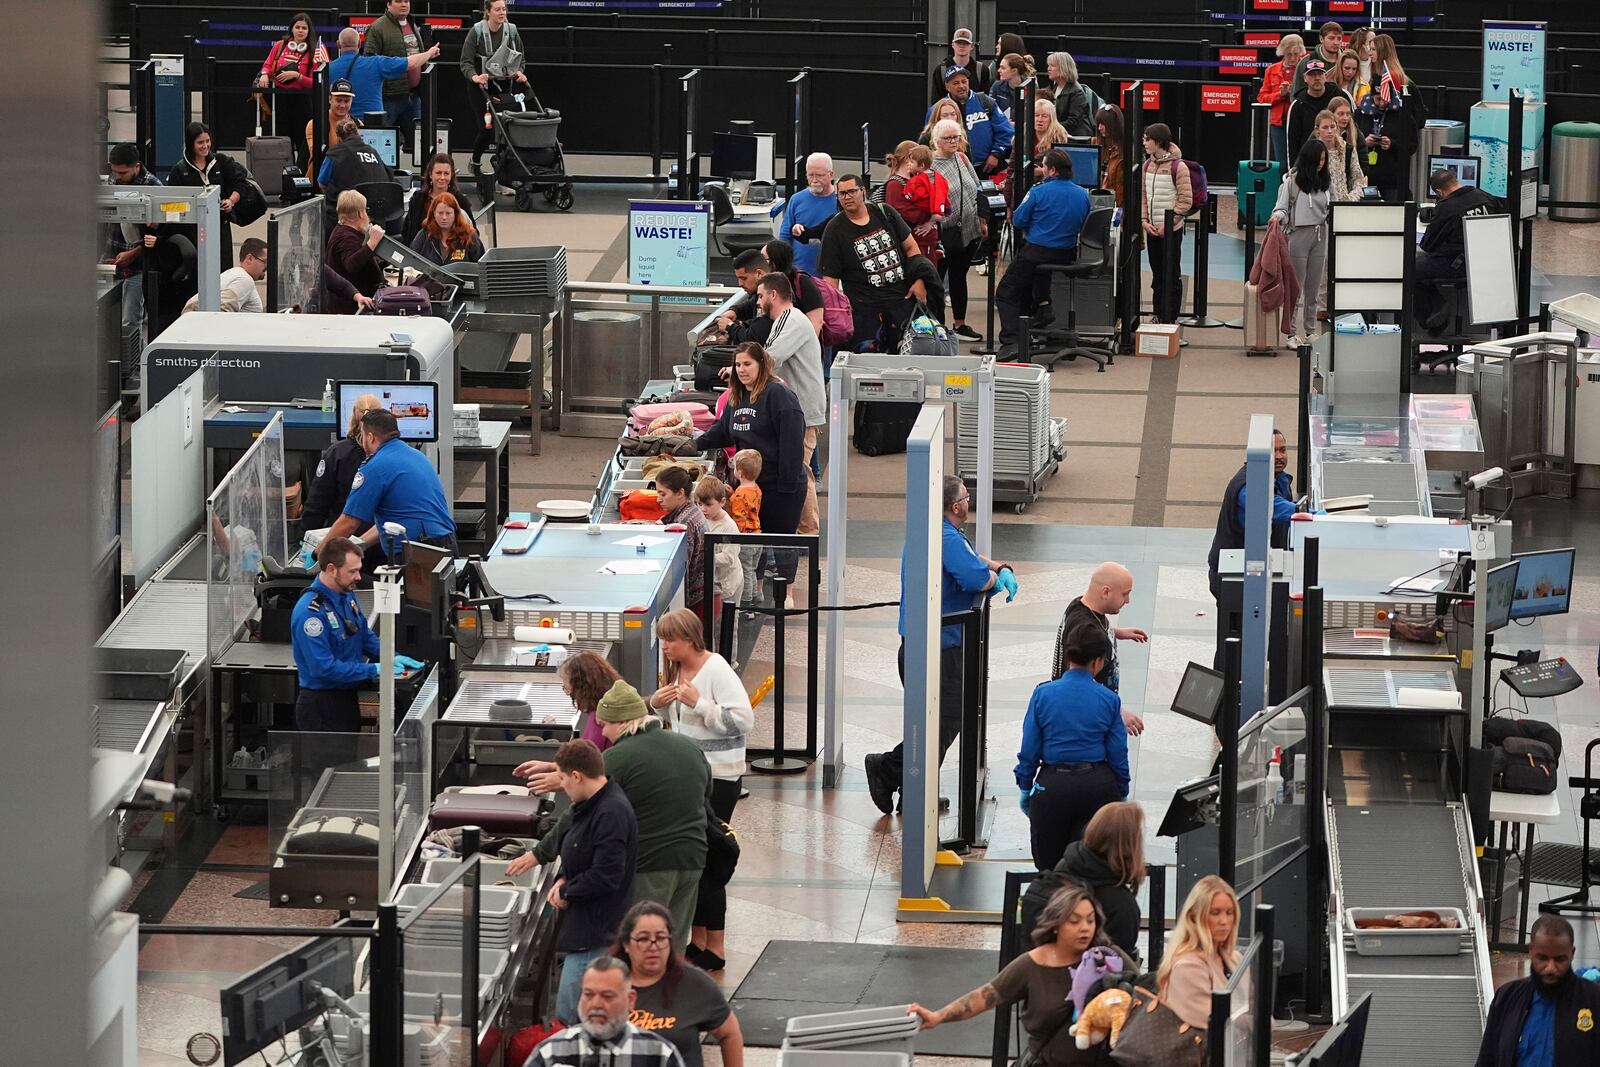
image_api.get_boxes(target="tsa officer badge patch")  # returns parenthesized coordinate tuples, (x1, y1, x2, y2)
(303, 616, 325, 638)
(1579, 1007, 1594, 1033)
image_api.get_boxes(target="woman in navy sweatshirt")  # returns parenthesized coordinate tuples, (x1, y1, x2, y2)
(695, 342, 807, 556)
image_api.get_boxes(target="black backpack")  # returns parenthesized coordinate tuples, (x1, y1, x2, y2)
(1483, 717, 1562, 795)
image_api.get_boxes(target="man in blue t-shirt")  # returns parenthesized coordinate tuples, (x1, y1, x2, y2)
(324, 27, 438, 122)
(325, 408, 456, 557)
(864, 475, 1019, 814)
(774, 152, 840, 276)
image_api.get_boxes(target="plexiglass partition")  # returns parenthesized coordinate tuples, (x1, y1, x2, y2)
(267, 730, 426, 911)
(206, 410, 287, 657)
(1213, 933, 1265, 1067)
(271, 197, 326, 313)
(395, 858, 482, 1067)
(1307, 410, 1433, 517)
(1233, 697, 1307, 898)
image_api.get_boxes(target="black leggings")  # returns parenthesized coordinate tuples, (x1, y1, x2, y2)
(760, 484, 805, 583)
(1028, 762, 1122, 870)
(692, 776, 742, 930)
(940, 233, 976, 320)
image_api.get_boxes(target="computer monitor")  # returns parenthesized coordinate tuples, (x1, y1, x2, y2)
(404, 540, 452, 609)
(1483, 559, 1520, 632)
(1297, 993, 1372, 1066)
(1061, 144, 1102, 189)
(219, 936, 355, 1064)
(362, 126, 399, 169)
(337, 380, 439, 442)
(1171, 661, 1226, 726)
(1427, 154, 1480, 193)
(1509, 547, 1575, 620)
(710, 132, 759, 181)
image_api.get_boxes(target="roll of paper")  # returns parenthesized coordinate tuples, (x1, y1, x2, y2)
(1396, 687, 1461, 710)
(513, 625, 574, 645)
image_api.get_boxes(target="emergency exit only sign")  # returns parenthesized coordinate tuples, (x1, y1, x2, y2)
(1120, 82, 1161, 110)
(1201, 85, 1244, 113)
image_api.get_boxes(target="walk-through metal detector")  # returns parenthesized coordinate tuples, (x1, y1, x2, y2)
(97, 184, 222, 313)
(823, 352, 997, 787)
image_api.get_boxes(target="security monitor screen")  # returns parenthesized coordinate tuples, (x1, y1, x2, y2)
(1063, 144, 1102, 189)
(1171, 661, 1226, 725)
(363, 127, 399, 169)
(1483, 559, 1519, 632)
(1510, 548, 1575, 620)
(1428, 154, 1479, 191)
(338, 381, 438, 442)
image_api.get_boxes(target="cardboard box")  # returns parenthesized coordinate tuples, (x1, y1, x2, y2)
(1135, 323, 1183, 357)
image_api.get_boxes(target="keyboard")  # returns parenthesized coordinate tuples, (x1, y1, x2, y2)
(1501, 657, 1585, 699)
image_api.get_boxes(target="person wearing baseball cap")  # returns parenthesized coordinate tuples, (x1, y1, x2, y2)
(1284, 56, 1349, 161)
(925, 61, 1013, 178)
(514, 678, 713, 954)
(306, 78, 360, 172)
(931, 25, 987, 98)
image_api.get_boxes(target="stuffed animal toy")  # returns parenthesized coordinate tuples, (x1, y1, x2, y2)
(1067, 945, 1125, 1015)
(1071, 988, 1134, 1049)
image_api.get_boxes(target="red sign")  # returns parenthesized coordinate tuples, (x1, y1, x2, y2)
(1201, 84, 1245, 114)
(1219, 48, 1259, 76)
(1253, 0, 1289, 10)
(1244, 32, 1281, 48)
(1120, 82, 1161, 110)
(1328, 1, 1365, 12)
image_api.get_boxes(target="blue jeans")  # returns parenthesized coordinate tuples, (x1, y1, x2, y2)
(382, 93, 420, 154)
(1268, 124, 1287, 167)
(554, 946, 607, 1024)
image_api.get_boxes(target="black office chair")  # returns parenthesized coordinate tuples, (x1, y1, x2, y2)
(356, 181, 406, 233)
(1414, 280, 1490, 373)
(701, 182, 769, 258)
(1025, 206, 1117, 372)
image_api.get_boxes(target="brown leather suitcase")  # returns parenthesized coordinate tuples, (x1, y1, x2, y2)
(428, 788, 541, 836)
(1243, 281, 1279, 354)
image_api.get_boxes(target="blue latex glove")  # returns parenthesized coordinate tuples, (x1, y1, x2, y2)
(1019, 782, 1044, 816)
(994, 568, 1019, 603)
(395, 654, 426, 671)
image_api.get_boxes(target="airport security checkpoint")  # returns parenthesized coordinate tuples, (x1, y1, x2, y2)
(18, 4, 1600, 1067)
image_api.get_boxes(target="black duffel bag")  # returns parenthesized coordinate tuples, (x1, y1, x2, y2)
(1484, 717, 1562, 794)
(693, 344, 736, 391)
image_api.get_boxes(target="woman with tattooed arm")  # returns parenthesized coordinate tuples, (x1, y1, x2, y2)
(908, 882, 1135, 1065)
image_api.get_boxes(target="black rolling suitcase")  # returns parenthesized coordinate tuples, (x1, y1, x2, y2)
(246, 109, 294, 199)
(852, 402, 919, 456)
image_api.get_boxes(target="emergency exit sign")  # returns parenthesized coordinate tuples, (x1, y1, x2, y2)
(1201, 85, 1245, 113)
(1219, 48, 1258, 76)
(1253, 0, 1289, 10)
(1329, 1, 1365, 12)
(1244, 33, 1280, 48)
(1120, 82, 1161, 110)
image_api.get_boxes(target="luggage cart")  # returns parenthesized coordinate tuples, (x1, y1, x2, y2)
(954, 362, 1063, 513)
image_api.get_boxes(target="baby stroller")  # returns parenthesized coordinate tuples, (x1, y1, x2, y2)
(482, 85, 574, 212)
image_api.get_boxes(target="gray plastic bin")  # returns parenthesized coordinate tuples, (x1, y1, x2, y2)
(781, 1005, 919, 1056)
(777, 1052, 911, 1067)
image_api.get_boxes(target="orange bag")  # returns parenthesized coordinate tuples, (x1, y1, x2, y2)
(619, 489, 666, 522)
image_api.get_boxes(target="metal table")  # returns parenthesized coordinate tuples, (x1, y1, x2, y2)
(453, 420, 513, 550)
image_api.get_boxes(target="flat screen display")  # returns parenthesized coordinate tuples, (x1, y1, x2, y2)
(1171, 661, 1226, 725)
(1427, 154, 1480, 191)
(1063, 144, 1102, 189)
(710, 132, 758, 181)
(363, 126, 399, 169)
(1509, 547, 1575, 620)
(1483, 559, 1519, 632)
(338, 380, 438, 442)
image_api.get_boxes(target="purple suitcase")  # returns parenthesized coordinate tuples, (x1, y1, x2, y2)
(373, 284, 432, 316)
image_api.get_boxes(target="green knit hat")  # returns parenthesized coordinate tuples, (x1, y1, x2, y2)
(596, 679, 649, 723)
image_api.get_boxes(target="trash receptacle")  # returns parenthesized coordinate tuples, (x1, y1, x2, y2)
(1549, 121, 1600, 222)
(1413, 119, 1465, 198)
(565, 310, 644, 436)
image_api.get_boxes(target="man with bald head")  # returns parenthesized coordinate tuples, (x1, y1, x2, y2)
(324, 23, 439, 124)
(1050, 562, 1149, 735)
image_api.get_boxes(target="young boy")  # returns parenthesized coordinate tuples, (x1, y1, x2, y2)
(730, 450, 763, 609)
(695, 475, 745, 660)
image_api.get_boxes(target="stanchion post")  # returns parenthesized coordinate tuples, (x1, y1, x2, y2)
(1254, 903, 1277, 1065)
(806, 540, 819, 757)
(1303, 582, 1326, 1018)
(1297, 342, 1312, 492)
(1218, 636, 1242, 889)
(371, 903, 402, 1066)
(1118, 80, 1145, 353)
(751, 574, 806, 774)
(1179, 197, 1223, 327)
(1163, 208, 1180, 326)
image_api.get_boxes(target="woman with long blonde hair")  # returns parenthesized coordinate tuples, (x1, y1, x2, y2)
(1157, 875, 1242, 1029)
(920, 98, 967, 151)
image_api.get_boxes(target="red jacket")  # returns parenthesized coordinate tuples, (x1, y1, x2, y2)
(1249, 218, 1301, 337)
(1257, 59, 1296, 128)
(260, 38, 316, 91)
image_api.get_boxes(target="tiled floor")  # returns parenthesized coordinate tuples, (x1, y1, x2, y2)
(125, 160, 1600, 1063)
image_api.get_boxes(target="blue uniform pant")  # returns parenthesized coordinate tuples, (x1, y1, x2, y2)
(1028, 761, 1120, 870)
(998, 242, 1075, 346)
(880, 642, 966, 785)
(295, 687, 361, 732)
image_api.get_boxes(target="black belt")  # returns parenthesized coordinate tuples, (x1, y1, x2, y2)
(1040, 760, 1109, 775)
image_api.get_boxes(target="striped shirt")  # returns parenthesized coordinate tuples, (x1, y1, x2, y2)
(523, 1023, 685, 1067)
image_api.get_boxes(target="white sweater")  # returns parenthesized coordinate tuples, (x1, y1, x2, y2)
(663, 653, 754, 781)
(703, 512, 744, 605)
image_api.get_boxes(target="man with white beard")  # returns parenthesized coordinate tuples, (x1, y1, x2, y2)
(521, 956, 685, 1067)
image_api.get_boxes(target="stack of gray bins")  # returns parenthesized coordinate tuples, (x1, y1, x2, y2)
(955, 362, 1062, 507)
(779, 1006, 918, 1062)
(479, 246, 567, 315)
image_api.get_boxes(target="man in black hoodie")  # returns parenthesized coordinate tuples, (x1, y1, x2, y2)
(1415, 167, 1496, 329)
(1474, 914, 1600, 1067)
(1283, 59, 1349, 162)
(931, 27, 987, 100)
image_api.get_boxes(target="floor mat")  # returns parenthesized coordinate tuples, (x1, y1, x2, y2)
(729, 940, 1017, 1059)
(233, 879, 272, 901)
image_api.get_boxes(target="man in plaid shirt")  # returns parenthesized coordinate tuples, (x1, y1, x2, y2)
(523, 956, 684, 1067)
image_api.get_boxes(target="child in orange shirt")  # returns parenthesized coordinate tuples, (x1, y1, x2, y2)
(730, 449, 763, 607)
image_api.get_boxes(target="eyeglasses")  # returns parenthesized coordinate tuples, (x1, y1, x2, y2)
(629, 933, 672, 947)
(953, 494, 970, 505)
(837, 187, 863, 197)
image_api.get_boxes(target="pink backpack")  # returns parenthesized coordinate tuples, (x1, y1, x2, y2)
(802, 270, 855, 348)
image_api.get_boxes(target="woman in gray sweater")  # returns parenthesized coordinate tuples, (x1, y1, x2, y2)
(1272, 137, 1333, 346)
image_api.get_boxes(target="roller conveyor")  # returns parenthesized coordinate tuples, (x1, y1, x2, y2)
(443, 678, 580, 728)
(96, 580, 210, 684)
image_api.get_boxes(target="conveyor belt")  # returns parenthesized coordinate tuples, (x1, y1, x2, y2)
(1324, 664, 1459, 709)
(1330, 804, 1472, 910)
(307, 769, 401, 812)
(1342, 977, 1484, 1065)
(92, 700, 166, 753)
(97, 581, 210, 677)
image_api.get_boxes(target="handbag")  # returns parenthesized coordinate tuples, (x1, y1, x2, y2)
(231, 173, 270, 226)
(702, 795, 741, 887)
(1108, 986, 1206, 1067)
(693, 344, 737, 391)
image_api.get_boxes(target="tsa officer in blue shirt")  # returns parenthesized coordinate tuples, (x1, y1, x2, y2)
(996, 148, 1092, 355)
(1206, 428, 1303, 602)
(864, 475, 1020, 815)
(291, 536, 381, 731)
(1016, 620, 1130, 870)
(326, 407, 458, 557)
